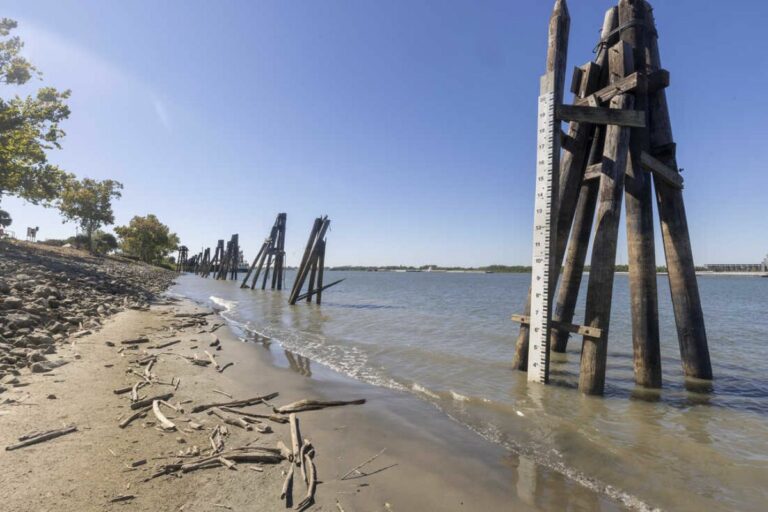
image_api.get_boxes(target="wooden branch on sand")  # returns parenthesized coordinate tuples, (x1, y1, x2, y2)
(5, 425, 77, 451)
(340, 448, 386, 480)
(191, 393, 279, 414)
(205, 350, 220, 371)
(297, 448, 317, 511)
(152, 400, 177, 431)
(209, 407, 252, 431)
(119, 406, 151, 429)
(131, 393, 174, 410)
(274, 398, 366, 414)
(289, 413, 301, 466)
(219, 406, 288, 424)
(280, 464, 294, 502)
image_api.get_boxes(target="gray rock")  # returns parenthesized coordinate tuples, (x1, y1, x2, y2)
(1, 297, 23, 310)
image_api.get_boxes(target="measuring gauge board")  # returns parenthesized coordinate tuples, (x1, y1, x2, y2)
(527, 75, 561, 384)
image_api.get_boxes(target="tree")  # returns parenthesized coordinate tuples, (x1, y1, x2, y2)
(58, 178, 123, 251)
(0, 208, 11, 227)
(0, 18, 72, 205)
(114, 214, 179, 264)
(93, 231, 118, 255)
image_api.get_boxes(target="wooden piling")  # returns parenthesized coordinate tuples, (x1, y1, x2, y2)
(645, 2, 711, 380)
(618, 0, 662, 388)
(316, 240, 326, 304)
(579, 41, 634, 395)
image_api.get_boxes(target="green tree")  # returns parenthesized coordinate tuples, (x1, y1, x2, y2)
(58, 178, 123, 251)
(93, 231, 118, 255)
(114, 214, 180, 264)
(0, 208, 11, 227)
(0, 18, 72, 205)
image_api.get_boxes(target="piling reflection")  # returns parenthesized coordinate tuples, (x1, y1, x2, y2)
(285, 350, 312, 377)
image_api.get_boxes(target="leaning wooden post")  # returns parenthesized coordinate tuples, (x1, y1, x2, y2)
(579, 41, 635, 395)
(645, 2, 711, 380)
(316, 240, 326, 304)
(241, 242, 267, 288)
(289, 218, 322, 301)
(512, 0, 569, 377)
(618, 0, 662, 388)
(289, 218, 330, 305)
(306, 255, 318, 303)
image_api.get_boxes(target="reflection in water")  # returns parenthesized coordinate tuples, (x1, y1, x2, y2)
(173, 271, 768, 512)
(285, 350, 312, 377)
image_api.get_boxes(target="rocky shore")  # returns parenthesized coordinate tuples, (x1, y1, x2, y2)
(0, 240, 175, 389)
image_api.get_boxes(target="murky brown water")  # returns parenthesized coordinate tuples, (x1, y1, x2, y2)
(175, 271, 768, 511)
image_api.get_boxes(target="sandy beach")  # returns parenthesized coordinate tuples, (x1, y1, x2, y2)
(0, 241, 620, 511)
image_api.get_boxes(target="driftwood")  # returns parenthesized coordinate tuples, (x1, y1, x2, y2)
(219, 406, 288, 424)
(119, 406, 151, 429)
(340, 448, 386, 480)
(276, 440, 293, 461)
(191, 393, 279, 414)
(289, 414, 301, 467)
(109, 495, 135, 503)
(153, 447, 284, 478)
(297, 448, 317, 511)
(150, 339, 181, 350)
(131, 393, 174, 410)
(209, 407, 252, 431)
(274, 398, 366, 414)
(210, 425, 225, 454)
(121, 337, 150, 345)
(205, 350, 220, 371)
(299, 440, 313, 484)
(5, 425, 77, 451)
(281, 464, 294, 503)
(152, 400, 177, 431)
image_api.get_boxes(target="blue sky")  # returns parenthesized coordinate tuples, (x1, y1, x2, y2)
(2, 0, 767, 266)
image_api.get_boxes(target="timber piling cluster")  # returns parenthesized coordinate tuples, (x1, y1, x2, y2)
(513, 0, 712, 396)
(176, 214, 339, 307)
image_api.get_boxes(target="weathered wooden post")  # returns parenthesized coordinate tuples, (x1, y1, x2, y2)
(550, 6, 618, 353)
(618, 0, 662, 388)
(644, 2, 711, 380)
(289, 217, 336, 305)
(579, 41, 635, 395)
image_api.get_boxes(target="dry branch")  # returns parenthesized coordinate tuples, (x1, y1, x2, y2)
(274, 398, 365, 414)
(191, 393, 279, 414)
(5, 425, 77, 451)
(152, 400, 177, 431)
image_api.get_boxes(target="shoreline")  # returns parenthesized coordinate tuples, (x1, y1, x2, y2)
(0, 241, 619, 511)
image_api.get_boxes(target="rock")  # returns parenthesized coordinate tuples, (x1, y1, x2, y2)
(47, 394, 57, 399)
(0, 279, 10, 294)
(1, 297, 23, 310)
(0, 375, 19, 385)
(26, 332, 54, 346)
(27, 350, 47, 363)
(30, 362, 51, 373)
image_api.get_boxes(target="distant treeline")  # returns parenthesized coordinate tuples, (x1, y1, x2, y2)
(328, 264, 701, 273)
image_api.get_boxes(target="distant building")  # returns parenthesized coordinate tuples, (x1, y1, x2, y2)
(705, 256, 767, 273)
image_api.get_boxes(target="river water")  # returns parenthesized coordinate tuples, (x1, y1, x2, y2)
(172, 271, 768, 511)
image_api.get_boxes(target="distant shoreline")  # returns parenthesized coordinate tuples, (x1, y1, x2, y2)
(326, 266, 768, 276)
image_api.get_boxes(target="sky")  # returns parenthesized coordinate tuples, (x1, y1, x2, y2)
(2, 0, 767, 267)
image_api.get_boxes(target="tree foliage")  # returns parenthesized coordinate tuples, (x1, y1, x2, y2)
(114, 214, 179, 264)
(0, 18, 72, 205)
(58, 178, 123, 250)
(0, 208, 11, 227)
